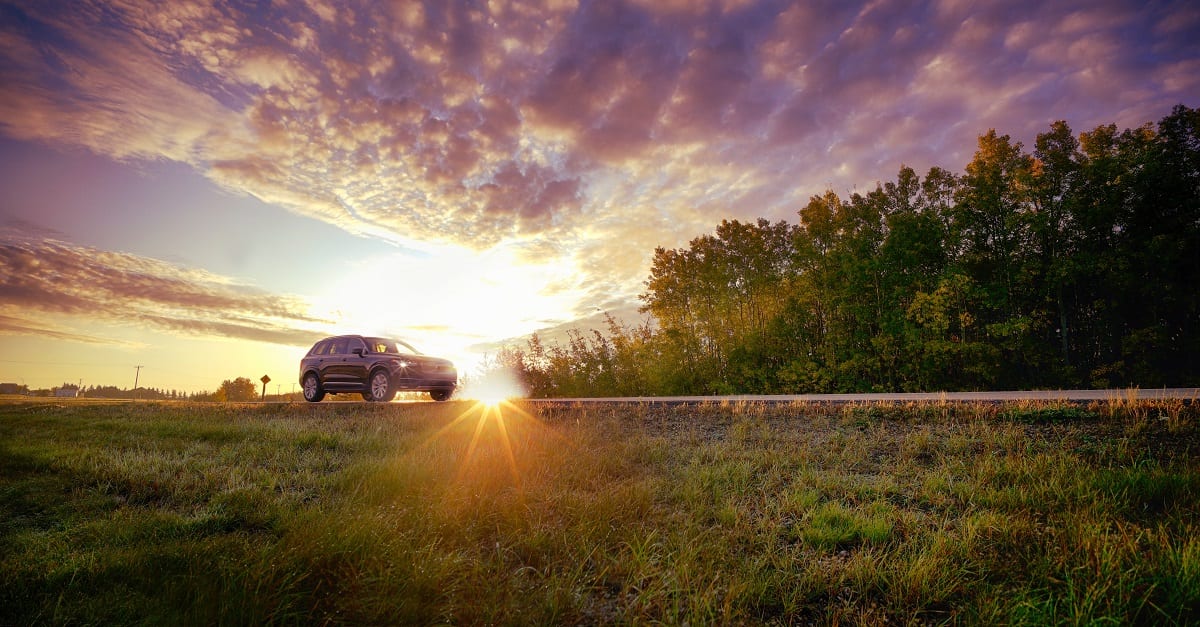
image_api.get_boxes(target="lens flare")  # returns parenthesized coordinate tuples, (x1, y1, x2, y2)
(415, 367, 536, 490)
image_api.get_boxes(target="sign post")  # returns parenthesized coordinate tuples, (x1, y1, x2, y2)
(260, 374, 271, 402)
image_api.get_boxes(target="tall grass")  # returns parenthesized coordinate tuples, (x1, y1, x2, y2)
(2, 398, 1198, 624)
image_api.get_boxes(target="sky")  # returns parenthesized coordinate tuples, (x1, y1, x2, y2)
(1, 0, 1198, 394)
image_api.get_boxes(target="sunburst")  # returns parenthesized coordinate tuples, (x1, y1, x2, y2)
(418, 371, 542, 490)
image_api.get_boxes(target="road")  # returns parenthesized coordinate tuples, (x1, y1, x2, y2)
(7, 389, 1194, 406)
(523, 388, 1200, 405)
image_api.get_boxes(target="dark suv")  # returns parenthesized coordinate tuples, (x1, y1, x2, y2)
(299, 335, 457, 402)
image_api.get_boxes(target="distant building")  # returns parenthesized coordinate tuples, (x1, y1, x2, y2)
(0, 382, 27, 395)
(54, 386, 79, 398)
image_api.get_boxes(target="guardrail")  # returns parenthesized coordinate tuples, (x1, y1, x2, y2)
(520, 388, 1200, 404)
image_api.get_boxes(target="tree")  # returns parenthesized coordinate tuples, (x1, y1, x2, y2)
(216, 377, 257, 402)
(1030, 120, 1082, 372)
(641, 218, 797, 393)
(956, 130, 1035, 318)
(905, 273, 997, 389)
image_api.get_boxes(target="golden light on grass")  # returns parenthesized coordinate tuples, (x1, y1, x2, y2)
(425, 369, 536, 489)
(457, 399, 528, 488)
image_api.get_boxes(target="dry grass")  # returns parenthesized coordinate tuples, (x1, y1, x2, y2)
(2, 398, 1198, 624)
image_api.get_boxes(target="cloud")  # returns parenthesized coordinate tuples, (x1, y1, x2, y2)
(0, 314, 117, 345)
(0, 231, 326, 346)
(467, 299, 649, 356)
(1, 0, 1197, 321)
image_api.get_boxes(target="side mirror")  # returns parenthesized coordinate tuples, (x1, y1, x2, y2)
(352, 347, 366, 357)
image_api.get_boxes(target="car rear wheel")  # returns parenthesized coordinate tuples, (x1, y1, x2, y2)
(430, 388, 453, 402)
(302, 373, 324, 402)
(367, 369, 396, 402)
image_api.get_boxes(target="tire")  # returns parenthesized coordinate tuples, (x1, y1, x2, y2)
(430, 388, 453, 402)
(302, 373, 325, 402)
(367, 369, 396, 402)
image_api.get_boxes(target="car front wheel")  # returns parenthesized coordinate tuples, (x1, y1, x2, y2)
(302, 373, 324, 402)
(430, 388, 453, 402)
(367, 370, 396, 402)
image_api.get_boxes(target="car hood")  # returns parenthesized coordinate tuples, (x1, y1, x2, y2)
(393, 354, 455, 370)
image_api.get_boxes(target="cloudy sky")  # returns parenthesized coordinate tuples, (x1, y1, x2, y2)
(1, 0, 1198, 393)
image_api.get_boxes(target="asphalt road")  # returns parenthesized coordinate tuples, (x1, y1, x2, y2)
(523, 388, 1200, 404)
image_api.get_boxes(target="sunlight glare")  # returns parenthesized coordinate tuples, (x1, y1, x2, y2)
(447, 387, 534, 490)
(309, 243, 583, 373)
(456, 363, 525, 405)
(405, 369, 570, 500)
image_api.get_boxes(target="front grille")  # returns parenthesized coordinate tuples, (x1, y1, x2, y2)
(402, 359, 454, 375)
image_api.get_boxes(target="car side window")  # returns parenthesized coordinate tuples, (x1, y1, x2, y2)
(310, 340, 329, 356)
(329, 338, 348, 355)
(348, 338, 367, 354)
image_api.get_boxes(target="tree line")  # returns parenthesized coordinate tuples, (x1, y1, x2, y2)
(24, 378, 269, 402)
(493, 105, 1200, 396)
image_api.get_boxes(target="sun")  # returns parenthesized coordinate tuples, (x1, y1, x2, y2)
(474, 390, 510, 408)
(468, 383, 519, 408)
(458, 367, 527, 407)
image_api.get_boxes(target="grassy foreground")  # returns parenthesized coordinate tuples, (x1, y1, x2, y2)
(2, 397, 1198, 625)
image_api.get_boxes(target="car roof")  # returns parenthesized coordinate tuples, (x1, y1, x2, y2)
(318, 334, 408, 343)
(310, 335, 424, 356)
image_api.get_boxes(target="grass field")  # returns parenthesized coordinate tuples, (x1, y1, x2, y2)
(2, 397, 1198, 625)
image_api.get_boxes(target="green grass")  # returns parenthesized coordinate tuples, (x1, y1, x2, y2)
(2, 398, 1198, 625)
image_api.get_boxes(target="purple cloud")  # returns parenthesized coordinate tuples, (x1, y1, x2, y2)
(0, 0, 1196, 320)
(0, 232, 325, 346)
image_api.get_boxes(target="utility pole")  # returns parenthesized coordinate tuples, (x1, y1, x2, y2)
(133, 365, 142, 399)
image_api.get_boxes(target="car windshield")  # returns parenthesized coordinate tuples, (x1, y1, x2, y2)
(366, 337, 422, 355)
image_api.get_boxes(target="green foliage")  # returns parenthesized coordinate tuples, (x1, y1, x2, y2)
(492, 106, 1200, 397)
(1000, 405, 1100, 424)
(797, 501, 894, 549)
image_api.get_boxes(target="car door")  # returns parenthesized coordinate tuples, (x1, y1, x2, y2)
(301, 340, 329, 386)
(391, 340, 422, 387)
(321, 337, 351, 388)
(343, 337, 370, 387)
